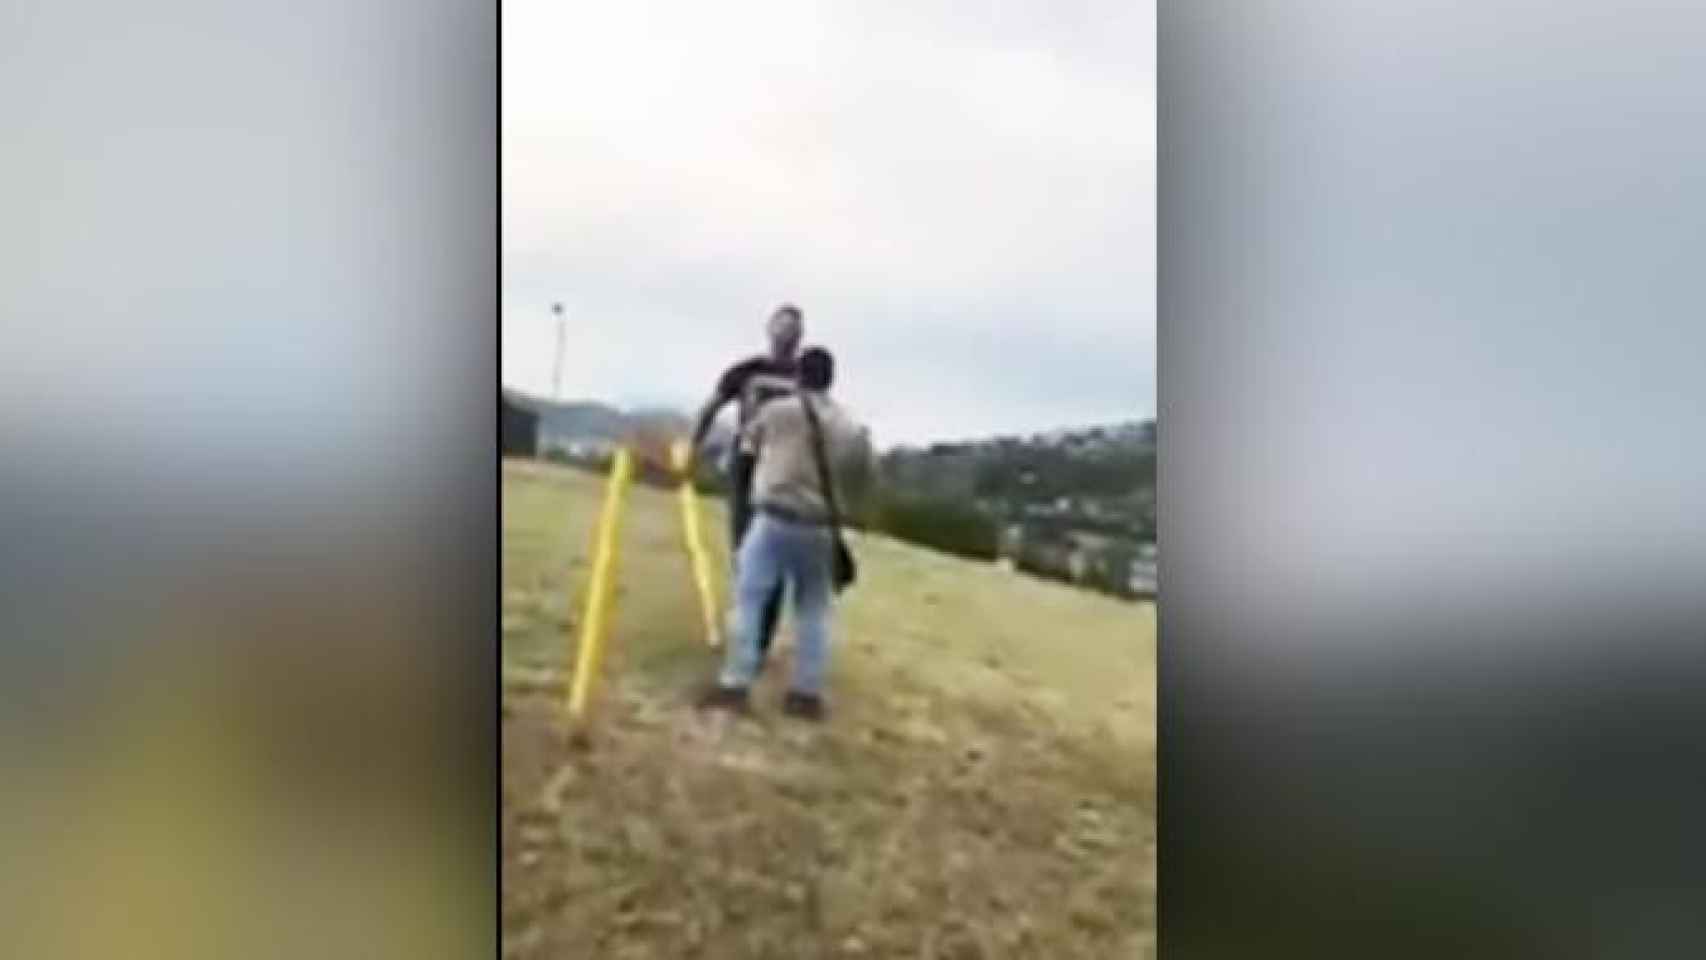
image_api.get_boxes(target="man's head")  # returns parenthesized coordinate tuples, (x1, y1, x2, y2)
(798, 346, 834, 391)
(767, 303, 804, 360)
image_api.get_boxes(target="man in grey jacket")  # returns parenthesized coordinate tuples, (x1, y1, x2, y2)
(698, 346, 873, 720)
(687, 304, 803, 666)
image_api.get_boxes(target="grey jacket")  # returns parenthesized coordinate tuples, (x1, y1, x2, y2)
(743, 391, 873, 525)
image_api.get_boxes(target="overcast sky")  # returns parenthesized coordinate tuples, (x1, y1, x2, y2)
(502, 0, 1154, 447)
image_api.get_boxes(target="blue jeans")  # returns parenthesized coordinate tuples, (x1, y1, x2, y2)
(718, 514, 835, 696)
(729, 452, 785, 656)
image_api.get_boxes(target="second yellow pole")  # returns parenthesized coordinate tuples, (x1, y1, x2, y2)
(672, 440, 723, 648)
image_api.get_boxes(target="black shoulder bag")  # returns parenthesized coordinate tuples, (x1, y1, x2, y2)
(800, 393, 858, 594)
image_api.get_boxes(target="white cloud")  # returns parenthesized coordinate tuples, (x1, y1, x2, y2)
(503, 0, 1154, 445)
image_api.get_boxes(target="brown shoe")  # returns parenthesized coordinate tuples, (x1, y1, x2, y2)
(781, 691, 826, 722)
(697, 684, 750, 713)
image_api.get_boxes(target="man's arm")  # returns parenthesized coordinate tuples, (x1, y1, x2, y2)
(685, 361, 746, 470)
(689, 391, 725, 454)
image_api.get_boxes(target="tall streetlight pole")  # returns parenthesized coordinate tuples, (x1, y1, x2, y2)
(550, 302, 565, 401)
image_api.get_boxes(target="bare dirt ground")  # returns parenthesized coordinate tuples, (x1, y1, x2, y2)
(502, 461, 1155, 958)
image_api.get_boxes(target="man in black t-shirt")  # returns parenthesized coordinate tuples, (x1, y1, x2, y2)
(686, 303, 803, 664)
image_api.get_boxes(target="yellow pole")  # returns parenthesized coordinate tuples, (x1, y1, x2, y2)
(672, 439, 723, 648)
(566, 447, 634, 727)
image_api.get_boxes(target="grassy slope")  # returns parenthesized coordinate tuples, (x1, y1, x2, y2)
(501, 460, 1156, 959)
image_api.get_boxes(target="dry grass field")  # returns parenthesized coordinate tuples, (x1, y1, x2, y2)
(502, 460, 1155, 958)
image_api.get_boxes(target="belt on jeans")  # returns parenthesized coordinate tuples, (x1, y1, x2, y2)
(756, 502, 831, 527)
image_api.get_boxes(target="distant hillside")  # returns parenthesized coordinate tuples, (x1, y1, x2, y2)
(882, 419, 1156, 505)
(872, 418, 1157, 599)
(503, 390, 628, 442)
(502, 389, 733, 452)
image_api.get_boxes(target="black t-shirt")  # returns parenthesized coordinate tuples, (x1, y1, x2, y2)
(716, 355, 799, 442)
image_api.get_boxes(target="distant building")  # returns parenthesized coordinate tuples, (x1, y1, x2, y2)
(1064, 529, 1119, 554)
(1026, 542, 1073, 580)
(1127, 545, 1158, 598)
(501, 394, 538, 457)
(561, 438, 616, 461)
(1068, 548, 1091, 583)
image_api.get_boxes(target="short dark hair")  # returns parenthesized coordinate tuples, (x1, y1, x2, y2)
(799, 346, 834, 390)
